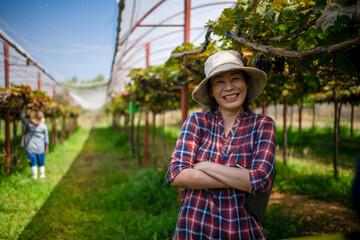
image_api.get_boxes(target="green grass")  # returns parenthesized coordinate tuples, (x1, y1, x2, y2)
(0, 118, 358, 239)
(12, 126, 178, 240)
(276, 126, 360, 166)
(273, 158, 354, 206)
(0, 127, 89, 240)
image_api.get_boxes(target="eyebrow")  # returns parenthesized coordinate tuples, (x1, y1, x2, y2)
(213, 71, 242, 80)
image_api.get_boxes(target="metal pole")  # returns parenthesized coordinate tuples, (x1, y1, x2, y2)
(52, 83, 57, 145)
(37, 71, 41, 90)
(68, 98, 72, 136)
(144, 43, 150, 167)
(62, 94, 66, 141)
(178, 0, 191, 201)
(3, 42, 11, 174)
(181, 0, 191, 125)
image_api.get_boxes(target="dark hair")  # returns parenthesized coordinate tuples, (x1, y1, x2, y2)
(205, 70, 252, 113)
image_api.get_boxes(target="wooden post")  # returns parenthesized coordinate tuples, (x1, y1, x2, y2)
(37, 71, 41, 90)
(152, 112, 157, 169)
(290, 105, 293, 129)
(144, 43, 150, 167)
(3, 42, 11, 174)
(261, 102, 266, 115)
(312, 104, 316, 128)
(62, 94, 66, 141)
(178, 0, 191, 201)
(52, 83, 57, 145)
(181, 0, 191, 125)
(12, 118, 18, 169)
(298, 103, 303, 133)
(350, 103, 354, 137)
(68, 98, 72, 136)
(144, 110, 149, 167)
(131, 113, 135, 155)
(333, 88, 339, 180)
(136, 110, 142, 166)
(161, 109, 168, 163)
(283, 97, 288, 165)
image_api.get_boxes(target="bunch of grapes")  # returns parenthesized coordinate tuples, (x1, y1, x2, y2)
(140, 79, 147, 89)
(255, 54, 271, 72)
(272, 57, 285, 74)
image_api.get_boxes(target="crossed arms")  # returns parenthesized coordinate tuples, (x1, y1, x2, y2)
(170, 161, 252, 192)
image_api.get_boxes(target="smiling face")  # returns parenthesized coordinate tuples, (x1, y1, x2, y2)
(210, 70, 248, 115)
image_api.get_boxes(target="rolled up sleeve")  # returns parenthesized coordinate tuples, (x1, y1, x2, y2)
(166, 113, 201, 184)
(248, 116, 276, 194)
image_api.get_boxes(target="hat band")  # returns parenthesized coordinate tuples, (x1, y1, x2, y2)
(206, 62, 244, 79)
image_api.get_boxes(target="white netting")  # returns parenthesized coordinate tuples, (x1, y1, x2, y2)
(0, 29, 73, 103)
(63, 81, 109, 110)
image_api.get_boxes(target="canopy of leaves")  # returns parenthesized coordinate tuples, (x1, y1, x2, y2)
(0, 84, 83, 119)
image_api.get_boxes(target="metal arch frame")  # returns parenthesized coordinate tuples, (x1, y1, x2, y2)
(112, 1, 237, 72)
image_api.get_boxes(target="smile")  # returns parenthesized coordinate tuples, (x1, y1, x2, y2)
(223, 93, 239, 100)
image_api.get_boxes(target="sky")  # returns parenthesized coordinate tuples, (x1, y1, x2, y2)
(0, 0, 119, 83)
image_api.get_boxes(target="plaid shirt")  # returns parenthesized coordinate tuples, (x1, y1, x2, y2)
(167, 111, 276, 239)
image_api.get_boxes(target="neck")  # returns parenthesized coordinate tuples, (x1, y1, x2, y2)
(218, 107, 244, 122)
(218, 107, 244, 137)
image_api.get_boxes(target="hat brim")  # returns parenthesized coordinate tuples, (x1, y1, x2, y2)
(192, 65, 267, 106)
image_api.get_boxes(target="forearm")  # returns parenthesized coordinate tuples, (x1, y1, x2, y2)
(194, 162, 252, 192)
(170, 168, 230, 189)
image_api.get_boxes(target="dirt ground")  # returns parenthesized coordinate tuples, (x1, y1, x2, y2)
(269, 191, 360, 235)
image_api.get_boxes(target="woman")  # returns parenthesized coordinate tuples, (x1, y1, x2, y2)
(167, 50, 276, 239)
(21, 109, 49, 179)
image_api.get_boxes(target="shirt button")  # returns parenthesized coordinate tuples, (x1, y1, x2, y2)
(262, 180, 267, 185)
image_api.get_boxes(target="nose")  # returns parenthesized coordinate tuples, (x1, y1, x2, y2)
(224, 80, 234, 91)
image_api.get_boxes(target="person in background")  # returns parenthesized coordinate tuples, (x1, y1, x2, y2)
(167, 50, 276, 239)
(20, 108, 49, 179)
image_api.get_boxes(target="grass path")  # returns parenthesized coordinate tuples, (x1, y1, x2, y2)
(0, 127, 90, 239)
(16, 126, 129, 239)
(15, 124, 178, 240)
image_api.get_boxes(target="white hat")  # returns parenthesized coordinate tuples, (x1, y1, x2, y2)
(192, 50, 267, 106)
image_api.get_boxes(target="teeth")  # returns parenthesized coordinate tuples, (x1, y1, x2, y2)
(224, 94, 238, 99)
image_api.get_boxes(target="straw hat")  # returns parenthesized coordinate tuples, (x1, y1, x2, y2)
(192, 50, 267, 106)
(30, 110, 44, 125)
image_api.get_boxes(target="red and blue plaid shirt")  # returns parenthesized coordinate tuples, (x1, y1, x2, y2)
(167, 111, 276, 239)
